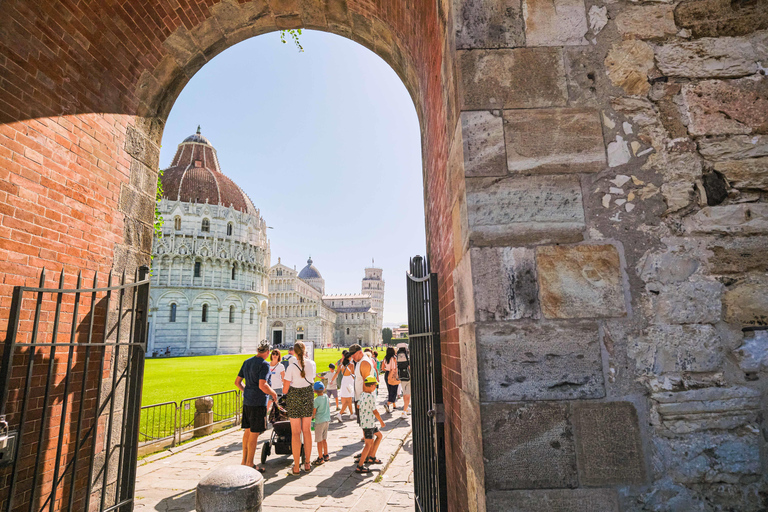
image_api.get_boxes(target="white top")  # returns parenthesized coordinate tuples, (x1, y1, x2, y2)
(284, 357, 317, 388)
(269, 362, 285, 391)
(354, 354, 374, 400)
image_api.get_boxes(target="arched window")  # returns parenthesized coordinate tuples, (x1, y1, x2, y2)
(174, 217, 181, 230)
(231, 265, 236, 280)
(297, 326, 304, 340)
(170, 303, 177, 322)
(250, 308, 254, 324)
(201, 304, 208, 322)
(227, 223, 233, 236)
(201, 218, 210, 232)
(194, 261, 201, 278)
(229, 305, 235, 323)
(346, 328, 350, 335)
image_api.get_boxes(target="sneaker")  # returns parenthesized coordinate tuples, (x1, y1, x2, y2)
(350, 414, 357, 420)
(336, 413, 343, 423)
(384, 403, 391, 413)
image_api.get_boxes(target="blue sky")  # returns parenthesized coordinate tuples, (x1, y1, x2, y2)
(160, 30, 425, 325)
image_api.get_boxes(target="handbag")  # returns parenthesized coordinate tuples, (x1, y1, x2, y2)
(387, 367, 400, 386)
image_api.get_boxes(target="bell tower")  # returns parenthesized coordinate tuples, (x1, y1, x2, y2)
(361, 261, 385, 343)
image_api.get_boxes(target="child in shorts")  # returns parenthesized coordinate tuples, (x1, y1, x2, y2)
(354, 375, 385, 474)
(312, 381, 331, 465)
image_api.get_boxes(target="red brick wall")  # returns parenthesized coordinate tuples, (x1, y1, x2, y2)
(0, 1, 465, 509)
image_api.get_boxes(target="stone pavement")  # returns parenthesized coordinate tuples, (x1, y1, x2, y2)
(134, 385, 414, 512)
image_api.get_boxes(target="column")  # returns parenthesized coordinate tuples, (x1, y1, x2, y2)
(240, 308, 245, 352)
(216, 307, 222, 354)
(186, 307, 193, 353)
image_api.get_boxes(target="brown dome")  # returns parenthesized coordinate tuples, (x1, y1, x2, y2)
(161, 128, 255, 215)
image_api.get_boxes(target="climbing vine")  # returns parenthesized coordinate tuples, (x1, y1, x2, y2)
(154, 168, 164, 238)
(280, 29, 304, 52)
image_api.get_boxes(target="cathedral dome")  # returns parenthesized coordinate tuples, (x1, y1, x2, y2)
(298, 257, 322, 279)
(160, 127, 256, 215)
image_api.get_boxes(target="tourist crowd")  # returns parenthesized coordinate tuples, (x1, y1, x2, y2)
(235, 341, 412, 476)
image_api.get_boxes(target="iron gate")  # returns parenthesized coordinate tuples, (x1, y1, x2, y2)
(0, 267, 150, 512)
(406, 256, 447, 512)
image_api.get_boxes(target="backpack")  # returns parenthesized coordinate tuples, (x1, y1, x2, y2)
(396, 351, 410, 381)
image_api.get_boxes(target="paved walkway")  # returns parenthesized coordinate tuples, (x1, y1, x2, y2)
(134, 385, 414, 512)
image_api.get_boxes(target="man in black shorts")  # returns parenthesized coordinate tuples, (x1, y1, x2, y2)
(235, 341, 277, 472)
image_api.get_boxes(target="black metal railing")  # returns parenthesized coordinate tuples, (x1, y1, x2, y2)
(406, 256, 447, 512)
(139, 401, 178, 446)
(0, 267, 149, 512)
(178, 390, 241, 438)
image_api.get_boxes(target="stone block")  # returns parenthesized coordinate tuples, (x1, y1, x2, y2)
(697, 135, 768, 161)
(572, 401, 646, 486)
(536, 244, 625, 319)
(714, 157, 768, 190)
(682, 77, 768, 136)
(656, 280, 723, 324)
(125, 126, 160, 168)
(466, 175, 585, 246)
(481, 402, 577, 489)
(651, 386, 761, 434)
(707, 237, 768, 274)
(461, 391, 485, 483)
(486, 488, 619, 512)
(604, 40, 655, 96)
(734, 330, 768, 373)
(522, 0, 588, 46)
(475, 321, 605, 401)
(684, 204, 768, 235)
(655, 35, 767, 79)
(615, 5, 677, 39)
(455, 0, 525, 49)
(459, 324, 480, 399)
(630, 324, 723, 375)
(459, 48, 567, 110)
(453, 252, 476, 326)
(461, 111, 507, 177)
(723, 277, 768, 326)
(674, 0, 768, 38)
(467, 247, 539, 322)
(503, 108, 605, 174)
(196, 464, 263, 511)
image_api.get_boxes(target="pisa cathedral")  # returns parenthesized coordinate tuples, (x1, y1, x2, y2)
(148, 129, 385, 355)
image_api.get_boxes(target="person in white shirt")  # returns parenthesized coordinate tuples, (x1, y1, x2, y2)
(282, 341, 317, 475)
(267, 349, 285, 412)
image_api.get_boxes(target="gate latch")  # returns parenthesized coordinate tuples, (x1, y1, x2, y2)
(427, 404, 445, 424)
(0, 415, 17, 467)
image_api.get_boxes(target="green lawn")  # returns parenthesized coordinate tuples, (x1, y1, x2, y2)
(141, 348, 372, 406)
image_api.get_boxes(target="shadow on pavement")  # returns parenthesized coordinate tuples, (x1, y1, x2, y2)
(154, 489, 195, 512)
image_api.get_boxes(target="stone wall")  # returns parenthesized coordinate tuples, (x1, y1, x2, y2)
(453, 0, 767, 509)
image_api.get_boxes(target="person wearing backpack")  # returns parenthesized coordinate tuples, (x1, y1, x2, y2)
(382, 347, 399, 413)
(396, 345, 411, 416)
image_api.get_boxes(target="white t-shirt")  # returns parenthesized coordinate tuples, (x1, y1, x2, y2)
(283, 357, 317, 389)
(268, 362, 285, 392)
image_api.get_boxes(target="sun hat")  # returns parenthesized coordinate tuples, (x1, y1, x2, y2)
(257, 340, 270, 353)
(364, 375, 378, 385)
(313, 381, 325, 391)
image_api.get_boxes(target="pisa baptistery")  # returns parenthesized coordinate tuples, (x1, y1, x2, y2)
(148, 128, 270, 356)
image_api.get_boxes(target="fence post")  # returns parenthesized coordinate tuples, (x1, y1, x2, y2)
(194, 397, 214, 437)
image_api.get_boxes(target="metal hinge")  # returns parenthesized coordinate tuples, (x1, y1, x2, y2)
(426, 404, 445, 424)
(0, 416, 16, 467)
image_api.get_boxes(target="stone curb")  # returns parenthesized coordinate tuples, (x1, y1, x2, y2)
(375, 428, 412, 483)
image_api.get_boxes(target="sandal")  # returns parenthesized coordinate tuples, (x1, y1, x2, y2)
(355, 465, 371, 474)
(366, 457, 382, 464)
(304, 463, 312, 472)
(253, 465, 266, 473)
(323, 454, 330, 462)
(287, 468, 301, 476)
(312, 457, 324, 466)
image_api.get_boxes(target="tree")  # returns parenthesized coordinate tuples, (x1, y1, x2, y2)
(382, 328, 393, 344)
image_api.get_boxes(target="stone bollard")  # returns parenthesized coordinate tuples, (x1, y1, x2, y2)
(194, 397, 214, 437)
(196, 465, 264, 512)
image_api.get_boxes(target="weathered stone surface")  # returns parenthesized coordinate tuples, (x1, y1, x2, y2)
(684, 204, 768, 235)
(459, 48, 567, 109)
(604, 40, 655, 96)
(459, 325, 480, 399)
(606, 135, 631, 168)
(655, 35, 768, 79)
(466, 175, 585, 246)
(682, 77, 768, 136)
(461, 391, 485, 483)
(674, 0, 768, 38)
(481, 402, 577, 489)
(467, 247, 539, 321)
(653, 430, 762, 484)
(522, 0, 588, 46)
(638, 248, 699, 285)
(453, 252, 476, 326)
(572, 402, 647, 486)
(707, 237, 768, 274)
(503, 108, 606, 174)
(698, 134, 768, 161)
(615, 5, 677, 39)
(723, 277, 768, 326)
(125, 125, 160, 168)
(456, 0, 525, 49)
(196, 464, 264, 511)
(651, 386, 761, 434)
(475, 321, 605, 401)
(461, 111, 506, 177)
(536, 244, 625, 319)
(714, 157, 768, 190)
(734, 330, 768, 373)
(655, 280, 723, 324)
(588, 6, 607, 36)
(629, 324, 723, 375)
(654, 151, 703, 213)
(486, 488, 619, 512)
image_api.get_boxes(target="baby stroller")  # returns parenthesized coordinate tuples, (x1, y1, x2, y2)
(260, 395, 306, 465)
